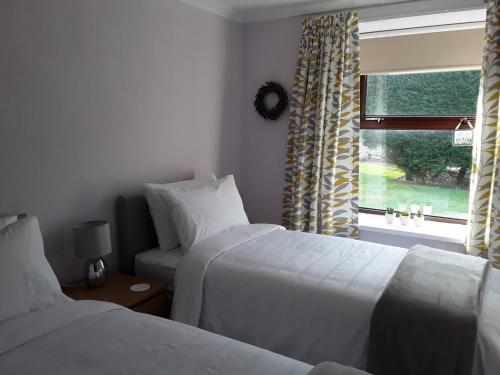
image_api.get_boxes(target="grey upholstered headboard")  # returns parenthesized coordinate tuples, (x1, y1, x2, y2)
(116, 195, 158, 274)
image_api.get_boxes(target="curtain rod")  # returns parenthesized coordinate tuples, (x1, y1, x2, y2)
(299, 1, 486, 23)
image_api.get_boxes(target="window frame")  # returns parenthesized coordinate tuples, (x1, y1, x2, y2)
(359, 74, 476, 225)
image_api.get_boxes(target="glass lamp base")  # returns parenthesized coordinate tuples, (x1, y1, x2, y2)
(84, 257, 108, 288)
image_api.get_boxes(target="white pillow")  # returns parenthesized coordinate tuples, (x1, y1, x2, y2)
(0, 217, 66, 322)
(143, 177, 215, 251)
(0, 215, 17, 230)
(158, 175, 249, 252)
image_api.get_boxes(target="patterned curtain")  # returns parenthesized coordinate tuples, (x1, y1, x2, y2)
(467, 0, 500, 268)
(282, 13, 360, 238)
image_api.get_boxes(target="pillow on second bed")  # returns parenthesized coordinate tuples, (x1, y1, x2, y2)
(0, 217, 66, 322)
(144, 177, 216, 251)
(158, 175, 249, 253)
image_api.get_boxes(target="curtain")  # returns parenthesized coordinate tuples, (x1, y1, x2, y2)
(467, 0, 500, 268)
(282, 13, 360, 238)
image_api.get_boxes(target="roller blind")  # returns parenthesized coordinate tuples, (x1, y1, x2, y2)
(360, 28, 484, 74)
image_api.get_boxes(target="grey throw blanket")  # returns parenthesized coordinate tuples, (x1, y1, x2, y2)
(367, 245, 487, 375)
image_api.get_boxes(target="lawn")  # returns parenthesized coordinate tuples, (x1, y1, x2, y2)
(359, 161, 469, 219)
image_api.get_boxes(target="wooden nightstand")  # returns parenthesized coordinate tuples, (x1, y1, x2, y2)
(63, 273, 171, 318)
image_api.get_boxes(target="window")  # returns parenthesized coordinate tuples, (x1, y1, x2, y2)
(360, 70, 481, 222)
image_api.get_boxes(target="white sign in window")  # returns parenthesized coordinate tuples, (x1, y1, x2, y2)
(453, 118, 474, 147)
(453, 129, 474, 147)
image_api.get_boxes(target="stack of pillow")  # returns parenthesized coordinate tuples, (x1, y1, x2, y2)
(143, 174, 249, 254)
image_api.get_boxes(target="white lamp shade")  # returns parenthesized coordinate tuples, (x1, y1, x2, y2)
(73, 220, 112, 259)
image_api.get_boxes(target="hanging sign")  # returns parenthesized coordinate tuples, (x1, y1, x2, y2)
(453, 118, 474, 147)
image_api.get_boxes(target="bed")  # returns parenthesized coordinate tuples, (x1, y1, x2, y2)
(0, 216, 367, 375)
(116, 179, 500, 375)
(116, 195, 183, 288)
(2, 299, 371, 375)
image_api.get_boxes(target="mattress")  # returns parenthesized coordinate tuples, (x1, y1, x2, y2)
(135, 246, 183, 287)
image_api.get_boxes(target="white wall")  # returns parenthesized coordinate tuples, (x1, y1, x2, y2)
(240, 16, 301, 225)
(0, 0, 243, 282)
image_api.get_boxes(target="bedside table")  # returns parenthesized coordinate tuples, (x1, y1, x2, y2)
(63, 273, 171, 318)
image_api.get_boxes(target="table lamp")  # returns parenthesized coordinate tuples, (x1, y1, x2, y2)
(73, 220, 112, 288)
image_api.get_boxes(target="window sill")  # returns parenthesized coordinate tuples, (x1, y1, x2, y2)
(359, 213, 467, 244)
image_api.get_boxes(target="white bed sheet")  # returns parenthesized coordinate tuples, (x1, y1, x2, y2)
(135, 246, 183, 285)
(0, 300, 317, 375)
(173, 224, 408, 369)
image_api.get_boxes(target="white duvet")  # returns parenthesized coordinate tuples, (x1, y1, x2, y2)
(1, 299, 362, 375)
(173, 224, 409, 369)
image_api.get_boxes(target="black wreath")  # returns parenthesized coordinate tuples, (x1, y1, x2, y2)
(254, 81, 289, 121)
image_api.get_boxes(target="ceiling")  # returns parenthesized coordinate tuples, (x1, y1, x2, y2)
(179, 0, 485, 23)
(217, 0, 404, 11)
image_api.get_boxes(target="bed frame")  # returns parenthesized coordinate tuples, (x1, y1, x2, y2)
(116, 195, 158, 274)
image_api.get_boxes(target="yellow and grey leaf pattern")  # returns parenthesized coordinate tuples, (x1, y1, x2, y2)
(467, 0, 500, 268)
(282, 13, 360, 238)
